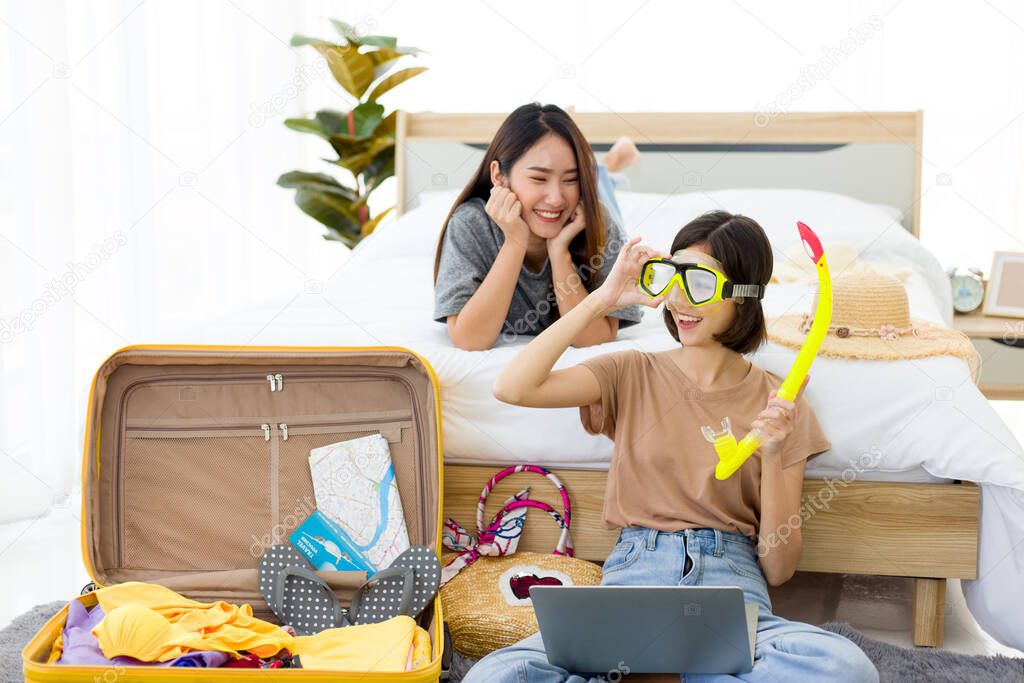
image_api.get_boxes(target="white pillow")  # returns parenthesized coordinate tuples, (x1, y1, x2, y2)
(350, 190, 457, 262)
(614, 188, 951, 322)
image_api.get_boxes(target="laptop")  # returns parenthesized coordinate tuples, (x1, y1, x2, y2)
(530, 585, 758, 675)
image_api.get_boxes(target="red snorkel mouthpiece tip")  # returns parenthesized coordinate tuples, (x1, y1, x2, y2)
(797, 221, 824, 262)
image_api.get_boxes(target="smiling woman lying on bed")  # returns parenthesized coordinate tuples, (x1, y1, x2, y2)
(432, 102, 642, 350)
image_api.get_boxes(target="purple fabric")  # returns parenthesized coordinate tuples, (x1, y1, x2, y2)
(55, 601, 230, 668)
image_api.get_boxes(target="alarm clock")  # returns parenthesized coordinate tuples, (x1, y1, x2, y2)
(948, 266, 985, 313)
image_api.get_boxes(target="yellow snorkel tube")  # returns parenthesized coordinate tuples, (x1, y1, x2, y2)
(702, 221, 833, 480)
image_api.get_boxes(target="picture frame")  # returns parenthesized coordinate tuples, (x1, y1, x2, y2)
(983, 251, 1024, 318)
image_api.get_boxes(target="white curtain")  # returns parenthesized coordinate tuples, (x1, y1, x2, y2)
(3, 0, 1023, 522)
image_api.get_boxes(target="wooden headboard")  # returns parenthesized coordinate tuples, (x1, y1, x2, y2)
(394, 111, 923, 237)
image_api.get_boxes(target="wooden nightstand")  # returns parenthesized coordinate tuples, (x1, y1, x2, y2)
(953, 309, 1024, 400)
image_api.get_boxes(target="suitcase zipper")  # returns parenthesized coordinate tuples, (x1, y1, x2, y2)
(114, 368, 430, 565)
(277, 415, 413, 439)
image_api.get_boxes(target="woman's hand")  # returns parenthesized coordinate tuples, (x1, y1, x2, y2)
(592, 235, 670, 313)
(754, 376, 810, 457)
(485, 185, 532, 249)
(547, 204, 586, 256)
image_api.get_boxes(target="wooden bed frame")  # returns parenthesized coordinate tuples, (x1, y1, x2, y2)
(395, 110, 980, 647)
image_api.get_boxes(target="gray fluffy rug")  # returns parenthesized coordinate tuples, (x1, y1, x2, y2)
(447, 622, 1024, 682)
(0, 601, 65, 683)
(3, 602, 1022, 682)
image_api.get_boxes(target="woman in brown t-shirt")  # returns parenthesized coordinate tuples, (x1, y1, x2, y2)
(464, 211, 877, 682)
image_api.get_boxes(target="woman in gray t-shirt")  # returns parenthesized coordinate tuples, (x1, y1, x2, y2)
(433, 103, 642, 350)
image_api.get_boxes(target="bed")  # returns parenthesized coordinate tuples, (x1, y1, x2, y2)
(169, 111, 1024, 650)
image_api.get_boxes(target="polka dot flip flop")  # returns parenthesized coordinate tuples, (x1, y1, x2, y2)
(349, 546, 441, 625)
(258, 544, 345, 635)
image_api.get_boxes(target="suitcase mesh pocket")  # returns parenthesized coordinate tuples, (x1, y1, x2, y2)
(121, 432, 272, 571)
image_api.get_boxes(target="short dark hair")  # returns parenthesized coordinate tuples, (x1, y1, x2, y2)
(662, 210, 774, 354)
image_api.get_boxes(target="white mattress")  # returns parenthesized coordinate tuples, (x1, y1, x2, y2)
(159, 187, 1024, 650)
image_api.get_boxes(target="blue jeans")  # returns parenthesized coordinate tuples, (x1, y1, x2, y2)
(596, 163, 625, 230)
(462, 528, 878, 683)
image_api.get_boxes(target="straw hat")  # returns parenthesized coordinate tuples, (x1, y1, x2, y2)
(767, 271, 980, 378)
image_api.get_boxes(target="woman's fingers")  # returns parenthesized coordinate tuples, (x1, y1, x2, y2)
(613, 237, 643, 270)
(490, 186, 511, 217)
(501, 189, 516, 216)
(755, 392, 795, 441)
(623, 235, 643, 254)
(486, 186, 504, 215)
(766, 392, 795, 411)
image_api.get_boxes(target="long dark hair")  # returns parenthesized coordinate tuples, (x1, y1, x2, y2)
(663, 210, 774, 354)
(433, 103, 606, 287)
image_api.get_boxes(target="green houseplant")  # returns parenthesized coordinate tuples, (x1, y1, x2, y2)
(277, 20, 427, 247)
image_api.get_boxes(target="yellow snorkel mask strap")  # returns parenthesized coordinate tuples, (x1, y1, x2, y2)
(702, 221, 833, 480)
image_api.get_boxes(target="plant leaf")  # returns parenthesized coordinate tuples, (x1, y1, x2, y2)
(285, 108, 386, 141)
(365, 48, 405, 66)
(375, 111, 398, 138)
(328, 19, 397, 48)
(330, 136, 395, 176)
(277, 171, 358, 200)
(314, 44, 375, 98)
(361, 146, 395, 194)
(326, 135, 373, 162)
(313, 109, 349, 136)
(367, 50, 405, 81)
(357, 35, 398, 48)
(293, 188, 361, 246)
(290, 33, 333, 47)
(329, 102, 384, 140)
(283, 117, 329, 138)
(329, 20, 357, 41)
(367, 66, 427, 102)
(361, 206, 394, 236)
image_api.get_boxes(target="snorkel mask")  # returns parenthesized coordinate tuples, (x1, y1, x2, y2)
(638, 254, 765, 307)
(700, 221, 833, 480)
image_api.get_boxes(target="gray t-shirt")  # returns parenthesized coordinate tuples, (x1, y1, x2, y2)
(433, 197, 642, 343)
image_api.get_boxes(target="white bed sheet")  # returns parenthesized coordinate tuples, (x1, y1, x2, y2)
(161, 187, 1024, 649)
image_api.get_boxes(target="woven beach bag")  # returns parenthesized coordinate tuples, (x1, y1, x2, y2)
(438, 465, 603, 659)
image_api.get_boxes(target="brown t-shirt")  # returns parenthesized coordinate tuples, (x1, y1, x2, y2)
(579, 349, 831, 539)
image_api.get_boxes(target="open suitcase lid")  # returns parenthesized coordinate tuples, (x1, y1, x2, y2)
(79, 344, 444, 589)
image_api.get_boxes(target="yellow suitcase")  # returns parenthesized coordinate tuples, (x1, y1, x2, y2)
(22, 344, 446, 682)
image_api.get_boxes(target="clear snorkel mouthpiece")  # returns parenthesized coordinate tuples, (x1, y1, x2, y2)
(700, 417, 733, 445)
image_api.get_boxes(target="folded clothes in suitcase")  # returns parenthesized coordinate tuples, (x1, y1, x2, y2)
(21, 344, 446, 682)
